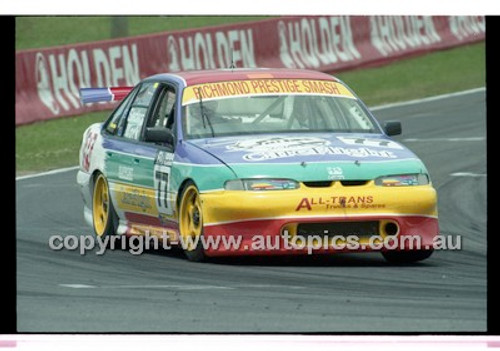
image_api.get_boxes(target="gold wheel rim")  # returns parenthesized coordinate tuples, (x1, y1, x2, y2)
(93, 175, 110, 237)
(179, 185, 202, 251)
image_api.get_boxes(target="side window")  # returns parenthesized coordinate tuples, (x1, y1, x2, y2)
(123, 83, 158, 140)
(148, 86, 177, 130)
(105, 87, 137, 135)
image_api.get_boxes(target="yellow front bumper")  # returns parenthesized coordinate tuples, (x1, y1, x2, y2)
(200, 181, 438, 226)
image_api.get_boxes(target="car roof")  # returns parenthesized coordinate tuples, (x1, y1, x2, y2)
(152, 68, 338, 86)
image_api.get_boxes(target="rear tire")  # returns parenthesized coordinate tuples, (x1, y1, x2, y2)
(178, 181, 206, 262)
(382, 250, 433, 263)
(92, 173, 118, 238)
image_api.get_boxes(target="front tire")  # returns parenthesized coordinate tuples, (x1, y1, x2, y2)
(92, 173, 118, 238)
(382, 250, 433, 263)
(178, 181, 206, 262)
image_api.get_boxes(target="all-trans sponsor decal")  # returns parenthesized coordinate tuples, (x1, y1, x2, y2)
(224, 137, 396, 161)
(295, 195, 385, 211)
(182, 79, 354, 105)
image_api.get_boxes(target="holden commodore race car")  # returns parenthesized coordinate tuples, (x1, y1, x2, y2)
(77, 68, 438, 262)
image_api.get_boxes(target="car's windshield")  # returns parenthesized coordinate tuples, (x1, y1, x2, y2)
(181, 79, 380, 139)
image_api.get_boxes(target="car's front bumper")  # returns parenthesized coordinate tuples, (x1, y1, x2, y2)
(199, 182, 438, 256)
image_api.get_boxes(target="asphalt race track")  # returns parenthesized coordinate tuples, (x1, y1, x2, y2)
(16, 89, 487, 332)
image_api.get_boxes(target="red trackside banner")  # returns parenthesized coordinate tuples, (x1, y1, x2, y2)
(15, 16, 485, 125)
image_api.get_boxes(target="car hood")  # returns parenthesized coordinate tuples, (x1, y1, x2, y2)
(186, 133, 427, 181)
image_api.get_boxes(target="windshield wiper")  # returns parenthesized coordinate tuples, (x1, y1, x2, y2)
(197, 89, 215, 138)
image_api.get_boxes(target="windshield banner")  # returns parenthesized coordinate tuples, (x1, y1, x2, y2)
(182, 79, 355, 105)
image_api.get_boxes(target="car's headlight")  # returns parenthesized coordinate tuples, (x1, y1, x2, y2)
(374, 174, 429, 186)
(224, 178, 300, 191)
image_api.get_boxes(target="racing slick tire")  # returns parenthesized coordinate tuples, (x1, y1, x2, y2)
(92, 173, 118, 238)
(382, 249, 433, 263)
(179, 181, 207, 262)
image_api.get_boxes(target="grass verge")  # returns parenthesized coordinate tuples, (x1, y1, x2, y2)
(336, 42, 485, 106)
(16, 16, 271, 50)
(16, 42, 485, 175)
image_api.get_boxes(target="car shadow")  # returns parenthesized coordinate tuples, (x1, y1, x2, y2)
(145, 248, 438, 267)
(210, 253, 438, 267)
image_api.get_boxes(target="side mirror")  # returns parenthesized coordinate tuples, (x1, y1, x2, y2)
(384, 121, 402, 136)
(145, 127, 174, 146)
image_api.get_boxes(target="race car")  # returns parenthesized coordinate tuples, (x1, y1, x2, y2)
(77, 68, 438, 262)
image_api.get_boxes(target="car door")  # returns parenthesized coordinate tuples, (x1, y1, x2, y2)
(145, 83, 178, 224)
(104, 81, 181, 236)
(103, 82, 163, 229)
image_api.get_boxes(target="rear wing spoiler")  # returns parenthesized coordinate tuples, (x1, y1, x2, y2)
(79, 87, 134, 104)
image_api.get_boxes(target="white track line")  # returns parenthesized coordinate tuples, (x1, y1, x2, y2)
(16, 166, 79, 181)
(59, 283, 234, 290)
(59, 284, 96, 289)
(370, 87, 485, 111)
(403, 137, 486, 142)
(16, 87, 485, 182)
(450, 172, 487, 177)
(59, 283, 304, 290)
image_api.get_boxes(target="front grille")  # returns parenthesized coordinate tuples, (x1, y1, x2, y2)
(297, 221, 379, 239)
(340, 180, 369, 186)
(302, 181, 333, 188)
